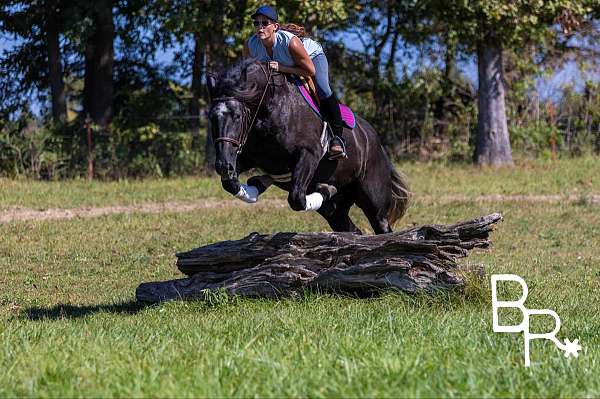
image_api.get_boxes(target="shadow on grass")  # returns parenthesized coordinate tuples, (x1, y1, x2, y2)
(23, 301, 150, 321)
(20, 283, 489, 321)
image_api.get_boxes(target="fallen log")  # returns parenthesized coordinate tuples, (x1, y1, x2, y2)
(136, 213, 502, 303)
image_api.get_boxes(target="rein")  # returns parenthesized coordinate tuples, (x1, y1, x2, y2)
(214, 62, 273, 155)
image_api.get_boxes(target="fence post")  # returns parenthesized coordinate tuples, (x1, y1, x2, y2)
(85, 114, 94, 180)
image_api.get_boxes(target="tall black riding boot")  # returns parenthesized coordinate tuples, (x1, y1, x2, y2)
(321, 93, 347, 160)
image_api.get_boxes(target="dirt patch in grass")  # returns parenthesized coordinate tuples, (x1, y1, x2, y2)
(1, 194, 599, 223)
(420, 193, 600, 205)
(0, 199, 286, 223)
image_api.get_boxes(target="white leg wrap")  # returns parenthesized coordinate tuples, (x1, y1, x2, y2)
(304, 192, 324, 211)
(235, 184, 259, 203)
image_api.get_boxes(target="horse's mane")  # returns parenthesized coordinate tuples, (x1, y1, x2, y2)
(214, 58, 264, 105)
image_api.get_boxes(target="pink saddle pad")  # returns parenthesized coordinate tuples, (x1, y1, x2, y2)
(296, 80, 356, 129)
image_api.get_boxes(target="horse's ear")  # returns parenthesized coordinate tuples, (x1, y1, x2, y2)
(206, 73, 218, 100)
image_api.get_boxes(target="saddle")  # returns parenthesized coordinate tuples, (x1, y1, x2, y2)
(295, 77, 356, 129)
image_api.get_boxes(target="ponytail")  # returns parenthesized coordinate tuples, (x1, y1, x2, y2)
(280, 23, 308, 39)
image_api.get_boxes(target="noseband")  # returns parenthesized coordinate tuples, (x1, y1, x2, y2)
(213, 62, 273, 155)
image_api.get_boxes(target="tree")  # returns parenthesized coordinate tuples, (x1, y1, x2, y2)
(151, 0, 244, 173)
(335, 0, 455, 154)
(0, 0, 68, 122)
(81, 1, 115, 128)
(428, 0, 594, 166)
(277, 0, 351, 34)
(44, 0, 67, 123)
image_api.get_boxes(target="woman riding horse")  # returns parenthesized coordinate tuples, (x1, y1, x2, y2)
(243, 5, 347, 159)
(208, 58, 411, 233)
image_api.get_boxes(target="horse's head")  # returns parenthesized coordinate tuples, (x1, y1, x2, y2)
(207, 59, 270, 194)
(208, 97, 247, 188)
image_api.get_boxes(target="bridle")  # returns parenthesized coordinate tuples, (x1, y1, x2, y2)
(213, 62, 273, 155)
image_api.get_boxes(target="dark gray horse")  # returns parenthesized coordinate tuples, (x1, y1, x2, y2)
(207, 59, 410, 234)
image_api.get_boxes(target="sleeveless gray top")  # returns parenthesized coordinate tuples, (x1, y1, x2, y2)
(248, 30, 325, 65)
(301, 37, 324, 59)
(248, 30, 296, 66)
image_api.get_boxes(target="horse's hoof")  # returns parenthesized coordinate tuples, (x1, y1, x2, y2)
(316, 183, 337, 201)
(248, 175, 274, 194)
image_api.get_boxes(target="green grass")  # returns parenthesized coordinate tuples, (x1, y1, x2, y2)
(0, 175, 230, 211)
(1, 156, 599, 210)
(400, 155, 600, 197)
(1, 158, 600, 397)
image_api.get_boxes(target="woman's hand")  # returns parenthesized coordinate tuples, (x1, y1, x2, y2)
(268, 61, 279, 71)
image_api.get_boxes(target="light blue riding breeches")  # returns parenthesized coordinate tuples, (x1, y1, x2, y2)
(312, 54, 333, 99)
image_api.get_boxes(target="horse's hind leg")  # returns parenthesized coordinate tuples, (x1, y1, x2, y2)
(318, 195, 363, 234)
(355, 185, 393, 234)
(366, 211, 392, 234)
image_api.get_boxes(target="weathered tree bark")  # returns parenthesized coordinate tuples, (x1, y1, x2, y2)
(45, 0, 67, 124)
(475, 31, 513, 166)
(83, 0, 114, 127)
(136, 213, 502, 303)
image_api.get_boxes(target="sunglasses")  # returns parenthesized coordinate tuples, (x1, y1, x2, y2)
(253, 20, 272, 28)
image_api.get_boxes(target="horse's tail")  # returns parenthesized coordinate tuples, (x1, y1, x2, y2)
(388, 168, 412, 227)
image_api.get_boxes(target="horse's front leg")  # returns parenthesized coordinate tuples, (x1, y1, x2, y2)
(247, 175, 274, 195)
(221, 156, 255, 201)
(288, 149, 322, 211)
(226, 155, 278, 204)
(233, 175, 274, 203)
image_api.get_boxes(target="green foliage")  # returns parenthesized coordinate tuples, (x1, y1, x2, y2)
(0, 117, 65, 179)
(276, 0, 351, 32)
(510, 122, 563, 158)
(505, 76, 600, 157)
(102, 124, 202, 179)
(430, 0, 595, 48)
(0, 1, 47, 115)
(201, 288, 236, 307)
(0, 118, 204, 180)
(335, 53, 477, 161)
(1, 0, 599, 175)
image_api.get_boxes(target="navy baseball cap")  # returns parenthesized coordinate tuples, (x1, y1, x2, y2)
(251, 5, 278, 22)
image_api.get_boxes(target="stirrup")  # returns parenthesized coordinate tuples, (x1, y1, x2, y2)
(328, 136, 347, 160)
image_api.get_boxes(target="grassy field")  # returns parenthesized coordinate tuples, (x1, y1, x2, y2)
(1, 157, 599, 397)
(1, 156, 599, 211)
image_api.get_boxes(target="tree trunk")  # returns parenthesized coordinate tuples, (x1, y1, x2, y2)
(474, 32, 513, 166)
(202, 5, 225, 175)
(202, 36, 216, 175)
(434, 34, 459, 139)
(136, 213, 502, 303)
(83, 0, 114, 128)
(45, 0, 67, 124)
(190, 32, 204, 155)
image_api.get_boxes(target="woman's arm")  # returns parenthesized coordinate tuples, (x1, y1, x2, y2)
(272, 36, 315, 77)
(243, 41, 250, 57)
